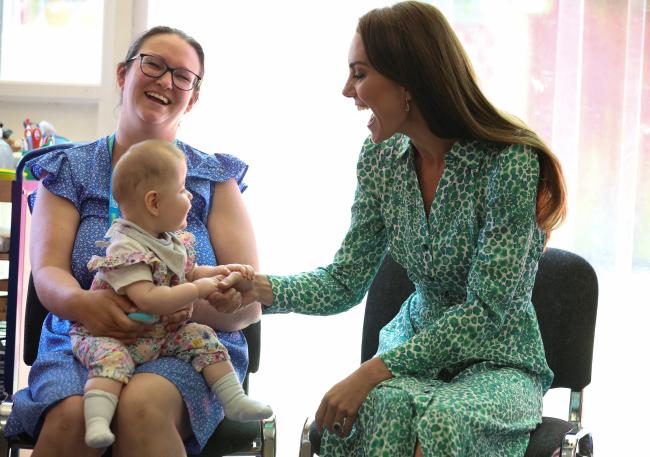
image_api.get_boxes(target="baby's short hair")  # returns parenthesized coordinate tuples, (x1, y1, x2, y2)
(112, 139, 186, 206)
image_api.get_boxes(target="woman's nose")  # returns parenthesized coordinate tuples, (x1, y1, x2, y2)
(342, 78, 355, 98)
(157, 69, 174, 89)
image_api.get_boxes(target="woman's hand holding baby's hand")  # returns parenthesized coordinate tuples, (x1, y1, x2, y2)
(190, 264, 254, 313)
(206, 264, 255, 280)
(193, 276, 223, 298)
(217, 270, 257, 309)
(205, 275, 244, 313)
(220, 264, 255, 280)
(202, 265, 255, 313)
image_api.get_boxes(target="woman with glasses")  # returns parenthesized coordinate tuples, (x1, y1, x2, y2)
(4, 26, 261, 457)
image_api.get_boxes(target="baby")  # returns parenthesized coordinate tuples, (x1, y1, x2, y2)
(70, 139, 272, 448)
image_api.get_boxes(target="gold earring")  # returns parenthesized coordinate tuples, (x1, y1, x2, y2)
(405, 99, 411, 112)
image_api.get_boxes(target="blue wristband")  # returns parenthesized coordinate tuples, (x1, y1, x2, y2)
(127, 312, 159, 324)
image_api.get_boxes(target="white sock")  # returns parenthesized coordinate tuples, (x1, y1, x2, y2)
(83, 390, 118, 448)
(211, 372, 273, 422)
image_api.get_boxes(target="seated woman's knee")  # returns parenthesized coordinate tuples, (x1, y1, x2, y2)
(420, 400, 466, 442)
(116, 375, 181, 428)
(42, 396, 85, 437)
(370, 385, 412, 413)
(36, 396, 103, 456)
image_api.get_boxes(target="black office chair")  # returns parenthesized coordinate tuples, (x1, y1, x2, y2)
(0, 148, 276, 457)
(299, 248, 597, 457)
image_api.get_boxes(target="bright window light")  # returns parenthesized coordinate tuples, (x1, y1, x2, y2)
(0, 0, 104, 84)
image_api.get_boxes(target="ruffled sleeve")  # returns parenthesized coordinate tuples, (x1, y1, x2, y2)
(27, 142, 86, 212)
(88, 238, 156, 294)
(177, 142, 249, 226)
(179, 142, 248, 192)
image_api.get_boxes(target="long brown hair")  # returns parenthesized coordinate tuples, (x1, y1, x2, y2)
(358, 1, 566, 232)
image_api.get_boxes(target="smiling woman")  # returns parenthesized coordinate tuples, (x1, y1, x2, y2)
(218, 2, 567, 456)
(343, 34, 413, 145)
(142, 1, 650, 456)
(0, 0, 646, 456)
(115, 31, 203, 139)
(3, 25, 262, 457)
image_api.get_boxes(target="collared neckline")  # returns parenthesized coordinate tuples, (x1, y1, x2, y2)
(396, 135, 467, 163)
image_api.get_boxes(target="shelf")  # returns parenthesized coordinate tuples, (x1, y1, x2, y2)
(0, 181, 10, 203)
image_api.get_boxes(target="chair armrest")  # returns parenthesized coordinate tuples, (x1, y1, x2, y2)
(0, 400, 13, 434)
(299, 417, 313, 457)
(561, 426, 593, 457)
(262, 415, 277, 457)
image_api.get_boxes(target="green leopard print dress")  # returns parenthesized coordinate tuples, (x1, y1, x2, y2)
(266, 134, 554, 457)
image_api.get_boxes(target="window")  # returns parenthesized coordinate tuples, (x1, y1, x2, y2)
(0, 0, 104, 84)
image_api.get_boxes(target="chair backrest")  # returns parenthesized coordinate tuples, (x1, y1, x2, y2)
(361, 255, 413, 363)
(4, 147, 55, 395)
(22, 275, 48, 366)
(362, 249, 598, 391)
(530, 248, 598, 390)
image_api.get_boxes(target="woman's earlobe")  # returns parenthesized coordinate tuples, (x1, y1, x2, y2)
(116, 63, 127, 89)
(185, 92, 200, 113)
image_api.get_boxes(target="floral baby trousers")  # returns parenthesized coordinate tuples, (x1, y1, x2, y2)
(70, 322, 230, 384)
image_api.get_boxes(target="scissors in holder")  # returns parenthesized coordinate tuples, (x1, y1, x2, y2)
(31, 126, 42, 148)
(24, 125, 42, 150)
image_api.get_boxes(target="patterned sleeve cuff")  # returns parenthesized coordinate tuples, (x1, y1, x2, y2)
(262, 274, 293, 315)
(377, 351, 403, 376)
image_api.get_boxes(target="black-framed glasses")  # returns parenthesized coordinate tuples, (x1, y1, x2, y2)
(128, 53, 202, 91)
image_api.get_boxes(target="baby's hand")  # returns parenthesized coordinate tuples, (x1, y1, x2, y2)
(221, 264, 255, 280)
(193, 276, 223, 298)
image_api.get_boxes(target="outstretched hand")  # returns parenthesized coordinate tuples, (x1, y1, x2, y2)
(192, 263, 256, 313)
(213, 270, 257, 313)
(199, 264, 255, 281)
(194, 276, 224, 298)
(220, 264, 255, 280)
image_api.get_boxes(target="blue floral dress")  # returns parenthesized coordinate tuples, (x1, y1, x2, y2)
(4, 137, 249, 454)
(266, 135, 553, 456)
